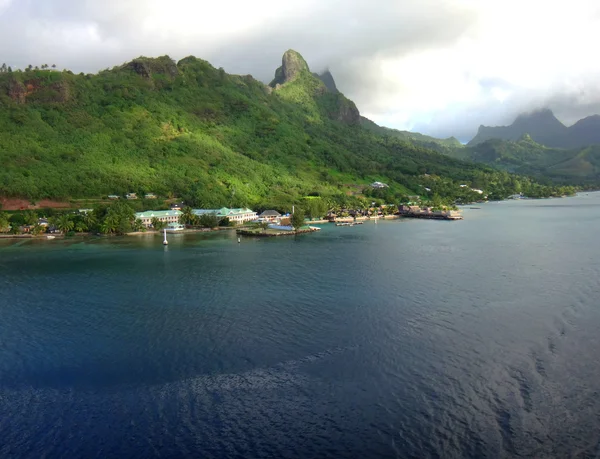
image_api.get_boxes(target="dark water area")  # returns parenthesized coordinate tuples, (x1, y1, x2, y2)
(1, 194, 600, 458)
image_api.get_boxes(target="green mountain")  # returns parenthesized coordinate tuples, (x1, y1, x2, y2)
(446, 134, 600, 184)
(469, 109, 600, 149)
(0, 50, 571, 209)
(360, 116, 462, 151)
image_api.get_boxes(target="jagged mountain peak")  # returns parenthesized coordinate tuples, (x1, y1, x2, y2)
(269, 49, 310, 87)
(312, 69, 339, 94)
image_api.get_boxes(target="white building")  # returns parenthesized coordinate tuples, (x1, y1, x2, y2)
(193, 207, 257, 224)
(371, 181, 389, 189)
(135, 210, 182, 228)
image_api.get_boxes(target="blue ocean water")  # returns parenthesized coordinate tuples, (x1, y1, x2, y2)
(1, 194, 600, 458)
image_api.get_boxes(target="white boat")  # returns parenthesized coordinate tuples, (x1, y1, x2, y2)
(46, 235, 55, 240)
(165, 223, 185, 233)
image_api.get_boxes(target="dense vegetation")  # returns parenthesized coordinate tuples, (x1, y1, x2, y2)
(0, 51, 574, 214)
(0, 201, 235, 236)
(468, 109, 600, 149)
(444, 135, 600, 186)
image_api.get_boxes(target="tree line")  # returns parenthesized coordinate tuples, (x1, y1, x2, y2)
(0, 63, 57, 73)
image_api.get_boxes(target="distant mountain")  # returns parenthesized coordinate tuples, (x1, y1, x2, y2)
(445, 134, 600, 184)
(468, 109, 600, 149)
(468, 109, 567, 146)
(567, 115, 600, 147)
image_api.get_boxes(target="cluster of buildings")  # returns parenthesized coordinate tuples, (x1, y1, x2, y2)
(108, 193, 157, 200)
(135, 207, 284, 228)
(398, 205, 463, 220)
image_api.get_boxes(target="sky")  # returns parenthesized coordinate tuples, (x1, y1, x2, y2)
(1, 0, 599, 141)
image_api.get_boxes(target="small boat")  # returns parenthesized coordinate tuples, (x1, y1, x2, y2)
(162, 228, 168, 245)
(46, 235, 55, 240)
(165, 223, 185, 233)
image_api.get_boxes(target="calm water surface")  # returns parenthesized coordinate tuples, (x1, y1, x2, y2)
(1, 194, 600, 458)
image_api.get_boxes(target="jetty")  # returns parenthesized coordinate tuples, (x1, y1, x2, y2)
(236, 226, 320, 237)
(398, 205, 463, 220)
(335, 221, 363, 227)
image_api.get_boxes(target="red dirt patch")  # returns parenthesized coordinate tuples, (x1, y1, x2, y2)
(1, 198, 72, 211)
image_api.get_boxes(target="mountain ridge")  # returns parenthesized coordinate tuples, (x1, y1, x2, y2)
(0, 50, 572, 206)
(469, 109, 600, 149)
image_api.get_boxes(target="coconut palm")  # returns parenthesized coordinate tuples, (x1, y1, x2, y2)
(151, 217, 166, 231)
(83, 212, 97, 230)
(75, 221, 88, 233)
(132, 218, 145, 232)
(53, 214, 74, 233)
(100, 214, 119, 234)
(31, 223, 46, 236)
(179, 206, 195, 226)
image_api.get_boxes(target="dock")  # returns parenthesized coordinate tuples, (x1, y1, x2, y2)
(335, 221, 364, 226)
(236, 226, 320, 237)
(398, 205, 463, 220)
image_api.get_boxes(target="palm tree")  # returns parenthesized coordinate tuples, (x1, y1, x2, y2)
(54, 214, 74, 234)
(101, 214, 119, 234)
(151, 217, 166, 231)
(75, 221, 88, 233)
(82, 212, 97, 232)
(179, 206, 195, 226)
(132, 218, 145, 232)
(31, 223, 46, 236)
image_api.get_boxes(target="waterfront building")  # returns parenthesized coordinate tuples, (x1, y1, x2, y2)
(135, 210, 182, 228)
(193, 208, 257, 224)
(258, 210, 282, 222)
(126, 193, 138, 200)
(136, 207, 258, 228)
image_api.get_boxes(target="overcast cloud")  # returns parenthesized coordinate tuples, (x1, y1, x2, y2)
(1, 0, 599, 141)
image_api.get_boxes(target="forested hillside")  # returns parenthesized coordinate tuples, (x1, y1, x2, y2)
(0, 51, 573, 210)
(444, 135, 600, 185)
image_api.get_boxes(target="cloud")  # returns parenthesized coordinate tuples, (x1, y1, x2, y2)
(0, 0, 599, 141)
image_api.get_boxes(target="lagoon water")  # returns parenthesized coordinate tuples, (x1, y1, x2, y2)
(1, 194, 600, 458)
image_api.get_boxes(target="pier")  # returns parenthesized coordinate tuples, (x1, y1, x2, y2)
(236, 226, 320, 237)
(398, 205, 463, 220)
